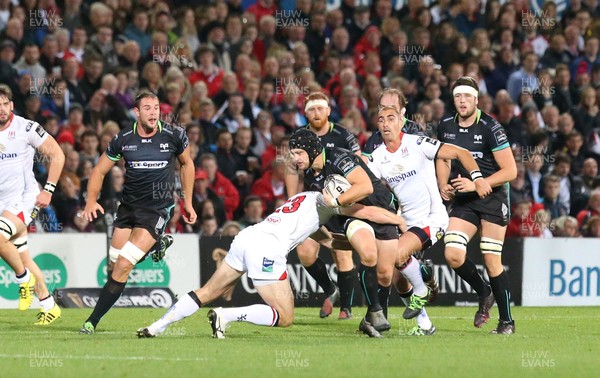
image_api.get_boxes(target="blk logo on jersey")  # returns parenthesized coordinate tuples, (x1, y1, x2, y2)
(262, 258, 274, 272)
(142, 139, 152, 143)
(459, 128, 468, 133)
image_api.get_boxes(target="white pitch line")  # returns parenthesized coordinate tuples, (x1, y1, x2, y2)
(0, 353, 209, 362)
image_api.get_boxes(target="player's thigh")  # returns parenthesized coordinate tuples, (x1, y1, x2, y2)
(444, 216, 478, 265)
(480, 219, 507, 272)
(197, 260, 244, 304)
(128, 227, 157, 252)
(111, 227, 132, 249)
(395, 231, 423, 264)
(1, 210, 27, 239)
(255, 280, 294, 327)
(296, 237, 320, 266)
(347, 227, 377, 265)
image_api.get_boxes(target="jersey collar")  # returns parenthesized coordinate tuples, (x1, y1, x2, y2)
(385, 131, 404, 153)
(133, 120, 163, 135)
(304, 122, 334, 134)
(454, 109, 481, 126)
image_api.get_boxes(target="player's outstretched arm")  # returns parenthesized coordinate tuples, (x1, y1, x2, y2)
(82, 153, 114, 221)
(177, 146, 197, 225)
(35, 135, 65, 208)
(438, 143, 492, 198)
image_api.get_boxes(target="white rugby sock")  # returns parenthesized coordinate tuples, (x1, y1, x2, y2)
(220, 304, 279, 327)
(150, 293, 200, 334)
(15, 268, 31, 284)
(40, 295, 56, 312)
(400, 256, 428, 297)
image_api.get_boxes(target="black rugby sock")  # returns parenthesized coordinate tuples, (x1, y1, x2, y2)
(304, 258, 335, 296)
(378, 284, 391, 318)
(337, 268, 357, 310)
(490, 271, 513, 322)
(87, 277, 127, 327)
(358, 264, 381, 312)
(453, 258, 491, 298)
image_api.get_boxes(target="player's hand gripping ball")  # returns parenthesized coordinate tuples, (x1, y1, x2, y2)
(324, 174, 352, 199)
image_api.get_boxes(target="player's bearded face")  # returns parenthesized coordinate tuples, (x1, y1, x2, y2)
(138, 98, 160, 131)
(0, 98, 13, 126)
(307, 105, 329, 129)
(454, 93, 477, 119)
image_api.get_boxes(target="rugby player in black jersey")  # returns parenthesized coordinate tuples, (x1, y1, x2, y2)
(289, 128, 397, 338)
(285, 92, 361, 320)
(79, 92, 197, 334)
(437, 77, 517, 334)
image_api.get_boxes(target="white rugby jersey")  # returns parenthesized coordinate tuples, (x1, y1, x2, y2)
(368, 133, 447, 227)
(0, 114, 47, 199)
(252, 191, 335, 254)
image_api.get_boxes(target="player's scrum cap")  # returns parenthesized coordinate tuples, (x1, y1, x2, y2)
(289, 128, 322, 167)
(452, 76, 479, 98)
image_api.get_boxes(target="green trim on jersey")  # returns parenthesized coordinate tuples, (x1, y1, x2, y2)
(454, 109, 482, 124)
(492, 142, 510, 152)
(133, 120, 163, 135)
(107, 154, 121, 162)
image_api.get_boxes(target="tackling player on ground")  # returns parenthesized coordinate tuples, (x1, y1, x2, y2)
(437, 77, 517, 334)
(137, 191, 405, 339)
(0, 84, 64, 323)
(80, 92, 197, 334)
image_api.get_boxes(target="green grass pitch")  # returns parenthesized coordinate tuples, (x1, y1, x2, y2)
(1, 306, 598, 377)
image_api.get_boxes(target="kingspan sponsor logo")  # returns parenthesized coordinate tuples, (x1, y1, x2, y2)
(386, 170, 417, 183)
(0, 152, 17, 160)
(128, 160, 169, 169)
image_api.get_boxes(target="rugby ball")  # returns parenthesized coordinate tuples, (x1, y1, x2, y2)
(324, 174, 351, 199)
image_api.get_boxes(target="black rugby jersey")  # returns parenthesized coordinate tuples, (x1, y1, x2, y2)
(362, 117, 423, 157)
(437, 110, 511, 194)
(305, 122, 360, 153)
(303, 147, 396, 211)
(106, 121, 189, 209)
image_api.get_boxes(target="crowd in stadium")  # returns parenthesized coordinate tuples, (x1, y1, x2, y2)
(1, 0, 600, 238)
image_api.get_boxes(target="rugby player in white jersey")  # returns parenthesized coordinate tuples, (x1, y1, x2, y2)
(368, 105, 491, 333)
(137, 191, 405, 339)
(0, 84, 64, 322)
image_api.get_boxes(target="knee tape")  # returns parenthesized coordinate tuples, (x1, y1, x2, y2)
(0, 217, 17, 241)
(443, 231, 469, 251)
(119, 242, 147, 265)
(12, 235, 28, 253)
(346, 219, 374, 240)
(480, 237, 503, 255)
(109, 246, 121, 263)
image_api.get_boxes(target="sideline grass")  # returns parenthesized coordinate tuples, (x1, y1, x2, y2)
(1, 306, 598, 377)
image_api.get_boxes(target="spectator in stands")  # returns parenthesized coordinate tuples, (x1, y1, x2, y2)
(571, 86, 600, 138)
(252, 110, 273, 157)
(189, 46, 223, 98)
(553, 64, 578, 114)
(507, 52, 539, 103)
(533, 209, 553, 238)
(251, 158, 286, 215)
(54, 172, 83, 228)
(551, 215, 581, 237)
(119, 40, 142, 72)
(85, 25, 119, 71)
(79, 130, 100, 165)
(197, 98, 221, 153)
(583, 215, 600, 237)
(124, 8, 152, 56)
(39, 34, 62, 78)
(218, 92, 251, 134)
(199, 153, 239, 221)
(220, 221, 242, 237)
(192, 169, 227, 227)
(542, 174, 569, 220)
(62, 57, 86, 105)
(540, 34, 571, 69)
(233, 126, 261, 187)
(576, 189, 600, 229)
(570, 36, 600, 81)
(198, 215, 219, 237)
(13, 43, 46, 84)
(554, 113, 576, 153)
(581, 158, 599, 193)
(78, 54, 104, 102)
(238, 195, 264, 228)
(213, 129, 237, 182)
(64, 150, 80, 176)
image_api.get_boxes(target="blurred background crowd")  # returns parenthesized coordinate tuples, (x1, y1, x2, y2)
(3, 0, 600, 238)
